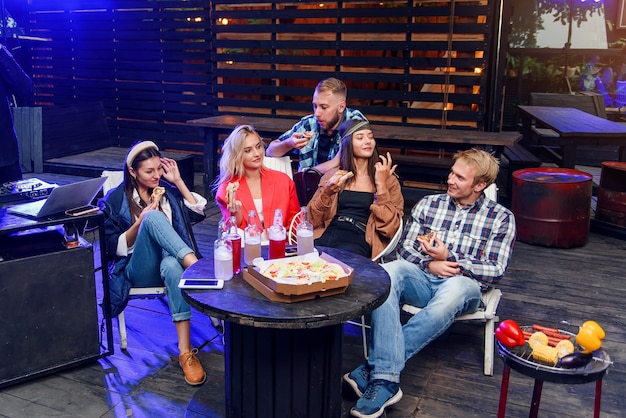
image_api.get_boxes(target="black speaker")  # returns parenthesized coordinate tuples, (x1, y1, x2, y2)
(0, 229, 100, 388)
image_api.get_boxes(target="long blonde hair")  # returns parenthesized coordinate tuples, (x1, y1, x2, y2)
(212, 124, 262, 193)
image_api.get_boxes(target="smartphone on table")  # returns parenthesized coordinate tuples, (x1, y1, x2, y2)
(178, 279, 224, 289)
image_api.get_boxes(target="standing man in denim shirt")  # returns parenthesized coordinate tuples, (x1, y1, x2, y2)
(344, 149, 516, 418)
(266, 77, 366, 173)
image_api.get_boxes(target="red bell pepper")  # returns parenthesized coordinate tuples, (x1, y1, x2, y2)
(495, 319, 525, 347)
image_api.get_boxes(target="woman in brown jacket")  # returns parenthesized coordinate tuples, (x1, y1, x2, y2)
(308, 120, 404, 259)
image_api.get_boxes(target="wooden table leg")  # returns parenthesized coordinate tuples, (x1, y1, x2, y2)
(224, 322, 343, 418)
(497, 365, 511, 418)
(618, 145, 626, 163)
(560, 145, 576, 169)
(519, 115, 533, 147)
(529, 379, 543, 418)
(594, 379, 603, 418)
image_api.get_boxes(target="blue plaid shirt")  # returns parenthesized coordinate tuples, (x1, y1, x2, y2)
(398, 193, 516, 285)
(277, 108, 366, 170)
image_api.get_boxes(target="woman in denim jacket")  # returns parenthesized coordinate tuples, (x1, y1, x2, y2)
(99, 141, 207, 386)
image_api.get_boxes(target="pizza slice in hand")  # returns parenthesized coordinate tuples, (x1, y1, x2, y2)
(417, 230, 437, 246)
(226, 181, 240, 209)
(151, 186, 165, 204)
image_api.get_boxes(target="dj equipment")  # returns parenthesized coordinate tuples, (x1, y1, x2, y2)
(0, 178, 57, 203)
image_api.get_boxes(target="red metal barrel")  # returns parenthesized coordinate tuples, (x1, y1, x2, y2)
(596, 161, 626, 227)
(512, 168, 592, 248)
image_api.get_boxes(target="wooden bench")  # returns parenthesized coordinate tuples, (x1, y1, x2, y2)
(390, 152, 454, 191)
(187, 115, 522, 194)
(16, 102, 195, 187)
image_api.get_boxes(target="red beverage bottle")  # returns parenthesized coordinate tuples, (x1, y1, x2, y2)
(226, 215, 242, 274)
(268, 209, 286, 260)
(269, 237, 286, 260)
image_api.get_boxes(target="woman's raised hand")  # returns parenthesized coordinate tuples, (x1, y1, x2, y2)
(374, 152, 397, 192)
(160, 157, 182, 184)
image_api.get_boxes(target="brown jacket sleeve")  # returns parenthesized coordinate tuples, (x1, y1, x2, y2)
(366, 175, 404, 259)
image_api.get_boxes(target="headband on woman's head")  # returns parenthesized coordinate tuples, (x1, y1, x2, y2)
(126, 141, 159, 168)
(341, 120, 371, 141)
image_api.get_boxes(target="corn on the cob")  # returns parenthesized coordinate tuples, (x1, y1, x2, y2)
(528, 331, 549, 349)
(556, 339, 575, 358)
(532, 343, 559, 365)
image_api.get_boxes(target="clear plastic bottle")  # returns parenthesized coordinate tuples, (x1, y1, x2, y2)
(268, 209, 286, 259)
(296, 206, 315, 255)
(214, 219, 233, 280)
(244, 210, 262, 265)
(225, 215, 242, 274)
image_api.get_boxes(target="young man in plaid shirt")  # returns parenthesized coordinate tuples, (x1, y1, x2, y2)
(345, 149, 516, 418)
(266, 77, 366, 173)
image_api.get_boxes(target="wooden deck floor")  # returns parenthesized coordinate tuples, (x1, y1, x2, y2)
(1, 174, 625, 417)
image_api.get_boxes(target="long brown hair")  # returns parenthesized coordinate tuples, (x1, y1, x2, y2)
(124, 144, 162, 219)
(338, 120, 378, 187)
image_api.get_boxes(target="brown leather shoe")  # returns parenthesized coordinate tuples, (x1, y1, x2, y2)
(179, 348, 206, 386)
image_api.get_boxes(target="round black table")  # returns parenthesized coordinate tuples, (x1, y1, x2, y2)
(496, 340, 611, 418)
(182, 247, 391, 418)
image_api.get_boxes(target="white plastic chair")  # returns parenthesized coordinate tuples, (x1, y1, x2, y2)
(288, 210, 302, 245)
(263, 155, 293, 179)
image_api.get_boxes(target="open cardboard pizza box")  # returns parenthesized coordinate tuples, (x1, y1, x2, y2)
(242, 251, 354, 303)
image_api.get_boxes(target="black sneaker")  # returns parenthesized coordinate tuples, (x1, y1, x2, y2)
(343, 363, 370, 397)
(350, 379, 403, 418)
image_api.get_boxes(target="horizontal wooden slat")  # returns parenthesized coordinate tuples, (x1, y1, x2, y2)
(24, 0, 499, 164)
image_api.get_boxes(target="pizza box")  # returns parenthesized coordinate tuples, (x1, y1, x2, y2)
(242, 269, 348, 303)
(243, 251, 354, 298)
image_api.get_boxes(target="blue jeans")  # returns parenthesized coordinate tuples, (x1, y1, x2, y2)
(125, 211, 195, 322)
(368, 259, 481, 383)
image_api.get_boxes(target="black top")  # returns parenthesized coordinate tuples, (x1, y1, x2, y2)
(337, 190, 374, 224)
(182, 246, 390, 329)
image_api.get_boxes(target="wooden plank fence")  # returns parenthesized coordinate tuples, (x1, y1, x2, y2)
(21, 0, 506, 173)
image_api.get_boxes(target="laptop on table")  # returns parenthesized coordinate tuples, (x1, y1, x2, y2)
(8, 177, 107, 219)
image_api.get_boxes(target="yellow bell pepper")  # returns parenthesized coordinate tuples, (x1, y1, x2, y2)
(576, 320, 605, 354)
(581, 320, 605, 340)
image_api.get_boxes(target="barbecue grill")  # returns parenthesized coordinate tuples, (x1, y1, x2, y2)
(496, 326, 612, 418)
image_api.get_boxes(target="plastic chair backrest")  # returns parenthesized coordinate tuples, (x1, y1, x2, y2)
(288, 210, 302, 245)
(102, 170, 124, 194)
(293, 168, 323, 206)
(484, 183, 498, 202)
(263, 156, 293, 180)
(371, 217, 403, 263)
